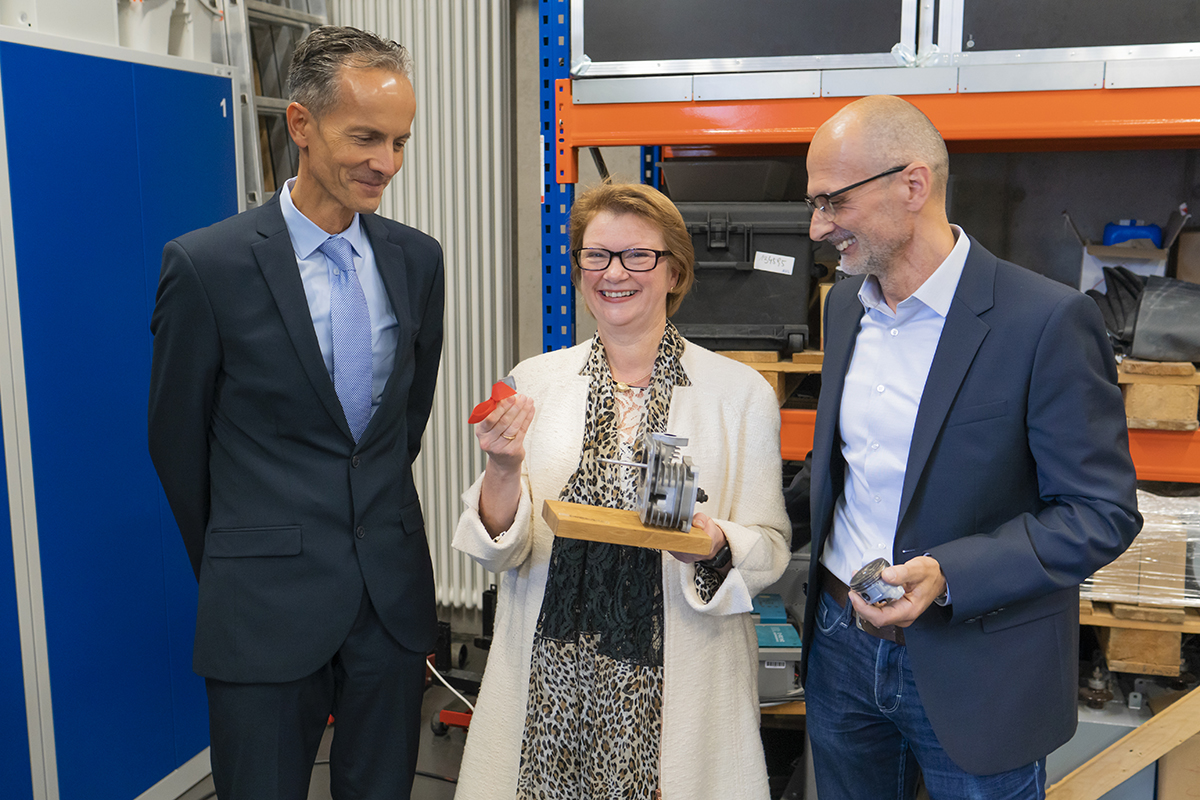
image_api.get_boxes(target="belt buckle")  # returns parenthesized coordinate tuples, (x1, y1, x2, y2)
(854, 610, 866, 632)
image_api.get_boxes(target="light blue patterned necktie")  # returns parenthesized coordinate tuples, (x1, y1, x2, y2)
(320, 235, 372, 442)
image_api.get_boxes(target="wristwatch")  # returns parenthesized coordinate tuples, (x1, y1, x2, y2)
(698, 543, 732, 570)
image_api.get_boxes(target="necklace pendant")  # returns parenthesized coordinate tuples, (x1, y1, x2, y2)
(614, 381, 631, 393)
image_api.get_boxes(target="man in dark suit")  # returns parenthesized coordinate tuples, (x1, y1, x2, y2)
(148, 26, 443, 800)
(789, 95, 1140, 798)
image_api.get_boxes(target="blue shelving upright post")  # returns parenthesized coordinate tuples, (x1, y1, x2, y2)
(540, 0, 575, 352)
(641, 146, 663, 189)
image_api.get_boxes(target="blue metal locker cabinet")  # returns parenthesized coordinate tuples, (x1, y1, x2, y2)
(0, 29, 237, 800)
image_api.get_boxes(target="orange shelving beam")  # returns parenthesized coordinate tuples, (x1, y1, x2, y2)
(554, 79, 1200, 183)
(1127, 428, 1200, 483)
(553, 77, 1200, 483)
(780, 410, 816, 462)
(782, 409, 1200, 483)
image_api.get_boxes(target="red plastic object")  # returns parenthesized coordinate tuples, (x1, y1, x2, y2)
(438, 709, 473, 730)
(468, 380, 517, 424)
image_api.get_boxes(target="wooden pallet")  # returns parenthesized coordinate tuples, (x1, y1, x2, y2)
(718, 350, 824, 406)
(1118, 359, 1200, 431)
(1080, 599, 1200, 676)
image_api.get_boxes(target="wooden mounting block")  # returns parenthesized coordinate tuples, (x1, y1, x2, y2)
(542, 500, 712, 555)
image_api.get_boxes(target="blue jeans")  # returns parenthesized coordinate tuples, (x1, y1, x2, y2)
(806, 589, 1046, 800)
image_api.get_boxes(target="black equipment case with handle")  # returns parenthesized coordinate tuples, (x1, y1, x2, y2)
(670, 202, 814, 354)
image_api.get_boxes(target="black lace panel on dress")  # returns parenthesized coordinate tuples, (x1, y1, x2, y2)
(535, 323, 690, 668)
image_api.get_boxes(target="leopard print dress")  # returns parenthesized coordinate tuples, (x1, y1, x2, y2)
(515, 323, 722, 799)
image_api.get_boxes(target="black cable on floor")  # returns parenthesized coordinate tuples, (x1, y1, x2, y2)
(415, 770, 458, 784)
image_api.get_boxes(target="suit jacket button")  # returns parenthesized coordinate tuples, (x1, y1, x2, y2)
(351, 456, 361, 468)
(356, 526, 366, 539)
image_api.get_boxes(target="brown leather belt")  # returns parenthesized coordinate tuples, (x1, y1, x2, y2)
(822, 565, 906, 646)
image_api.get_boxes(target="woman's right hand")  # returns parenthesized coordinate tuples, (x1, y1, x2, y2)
(476, 394, 535, 539)
(476, 394, 536, 470)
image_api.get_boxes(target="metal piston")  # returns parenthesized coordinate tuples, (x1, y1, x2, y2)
(599, 432, 707, 531)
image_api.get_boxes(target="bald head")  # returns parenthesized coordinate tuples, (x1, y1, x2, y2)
(813, 95, 950, 199)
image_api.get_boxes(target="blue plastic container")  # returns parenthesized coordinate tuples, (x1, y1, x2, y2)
(1103, 220, 1162, 248)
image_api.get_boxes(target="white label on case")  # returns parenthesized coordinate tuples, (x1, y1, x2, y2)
(753, 251, 795, 275)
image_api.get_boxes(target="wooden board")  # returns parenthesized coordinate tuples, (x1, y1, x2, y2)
(1096, 626, 1181, 676)
(1122, 382, 1199, 430)
(1111, 603, 1187, 625)
(1126, 416, 1199, 432)
(1047, 684, 1200, 800)
(1081, 602, 1200, 634)
(542, 500, 713, 555)
(760, 701, 806, 716)
(1119, 359, 1197, 377)
(718, 350, 824, 406)
(717, 350, 783, 363)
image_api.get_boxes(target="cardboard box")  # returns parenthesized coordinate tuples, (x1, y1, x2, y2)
(1177, 231, 1200, 285)
(1157, 732, 1200, 799)
(1086, 537, 1142, 602)
(1079, 243, 1169, 293)
(1065, 210, 1190, 293)
(1084, 526, 1189, 608)
(1083, 490, 1200, 609)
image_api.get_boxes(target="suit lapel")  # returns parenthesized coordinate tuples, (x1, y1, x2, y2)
(359, 214, 414, 439)
(813, 278, 866, 554)
(897, 239, 996, 527)
(252, 199, 353, 439)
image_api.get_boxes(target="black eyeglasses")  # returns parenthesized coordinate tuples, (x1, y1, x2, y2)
(804, 164, 908, 220)
(572, 248, 671, 272)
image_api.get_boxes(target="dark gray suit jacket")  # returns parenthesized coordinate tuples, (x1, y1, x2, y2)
(149, 194, 444, 684)
(800, 238, 1140, 775)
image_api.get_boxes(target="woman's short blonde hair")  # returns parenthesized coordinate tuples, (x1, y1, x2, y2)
(568, 182, 695, 316)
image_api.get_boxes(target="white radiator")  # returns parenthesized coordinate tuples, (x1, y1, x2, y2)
(330, 0, 512, 608)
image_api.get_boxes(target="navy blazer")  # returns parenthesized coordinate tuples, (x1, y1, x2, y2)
(149, 194, 444, 684)
(801, 237, 1140, 775)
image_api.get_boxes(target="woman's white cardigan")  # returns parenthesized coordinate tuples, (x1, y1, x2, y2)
(452, 339, 791, 800)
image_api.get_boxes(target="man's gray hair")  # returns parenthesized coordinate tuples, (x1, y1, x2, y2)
(288, 26, 412, 119)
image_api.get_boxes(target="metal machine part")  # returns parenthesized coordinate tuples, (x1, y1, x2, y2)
(850, 558, 906, 605)
(1079, 666, 1115, 710)
(599, 432, 708, 531)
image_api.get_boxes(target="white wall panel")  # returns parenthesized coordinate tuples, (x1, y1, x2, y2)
(330, 0, 512, 608)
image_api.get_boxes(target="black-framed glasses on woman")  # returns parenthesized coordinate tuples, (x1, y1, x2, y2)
(572, 248, 672, 272)
(804, 164, 909, 220)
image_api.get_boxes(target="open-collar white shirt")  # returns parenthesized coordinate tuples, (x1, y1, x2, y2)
(822, 226, 970, 585)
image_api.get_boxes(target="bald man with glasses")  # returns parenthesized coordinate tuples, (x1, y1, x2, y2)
(786, 95, 1140, 799)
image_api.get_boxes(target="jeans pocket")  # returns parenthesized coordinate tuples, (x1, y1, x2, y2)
(815, 590, 851, 635)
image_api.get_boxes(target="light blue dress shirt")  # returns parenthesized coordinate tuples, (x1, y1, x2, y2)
(823, 227, 971, 586)
(280, 178, 399, 417)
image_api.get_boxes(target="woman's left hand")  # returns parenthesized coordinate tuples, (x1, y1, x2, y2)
(669, 512, 728, 569)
